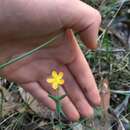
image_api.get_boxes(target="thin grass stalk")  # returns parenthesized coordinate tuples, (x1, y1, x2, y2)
(0, 33, 63, 69)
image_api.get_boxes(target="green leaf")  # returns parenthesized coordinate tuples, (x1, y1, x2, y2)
(59, 94, 66, 100)
(48, 94, 60, 101)
(48, 94, 66, 101)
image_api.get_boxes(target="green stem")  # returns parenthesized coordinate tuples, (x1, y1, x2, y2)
(56, 100, 62, 130)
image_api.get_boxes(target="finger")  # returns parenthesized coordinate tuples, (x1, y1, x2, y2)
(39, 77, 80, 121)
(60, 0, 101, 49)
(67, 31, 101, 106)
(62, 67, 94, 118)
(57, 87, 80, 121)
(21, 82, 56, 111)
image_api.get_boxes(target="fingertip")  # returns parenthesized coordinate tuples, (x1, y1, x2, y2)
(48, 102, 56, 112)
(84, 86, 101, 107)
(93, 93, 101, 106)
(68, 111, 80, 122)
(80, 27, 99, 50)
(87, 42, 98, 49)
(82, 107, 94, 118)
(79, 9, 101, 49)
(61, 95, 80, 121)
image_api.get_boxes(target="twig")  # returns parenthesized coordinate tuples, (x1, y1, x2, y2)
(0, 112, 19, 126)
(114, 95, 130, 117)
(108, 112, 130, 130)
(99, 0, 106, 8)
(110, 90, 130, 95)
(96, 48, 127, 52)
(118, 119, 125, 130)
(98, 1, 126, 42)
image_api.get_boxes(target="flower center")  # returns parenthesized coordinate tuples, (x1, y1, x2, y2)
(54, 77, 60, 84)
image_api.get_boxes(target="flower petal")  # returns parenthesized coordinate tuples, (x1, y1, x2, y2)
(52, 83, 58, 90)
(59, 79, 64, 85)
(58, 72, 64, 79)
(46, 78, 54, 83)
(52, 70, 58, 78)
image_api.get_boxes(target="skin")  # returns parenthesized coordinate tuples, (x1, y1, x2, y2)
(0, 0, 101, 121)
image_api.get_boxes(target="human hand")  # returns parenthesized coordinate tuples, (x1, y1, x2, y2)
(0, 0, 101, 121)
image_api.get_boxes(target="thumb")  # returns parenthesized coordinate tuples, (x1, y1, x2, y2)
(59, 0, 101, 49)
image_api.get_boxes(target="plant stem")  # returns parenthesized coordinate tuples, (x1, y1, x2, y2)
(0, 33, 63, 69)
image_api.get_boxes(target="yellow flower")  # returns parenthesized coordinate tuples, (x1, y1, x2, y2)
(47, 70, 64, 90)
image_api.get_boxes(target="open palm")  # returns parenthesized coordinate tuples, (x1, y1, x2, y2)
(0, 0, 101, 121)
